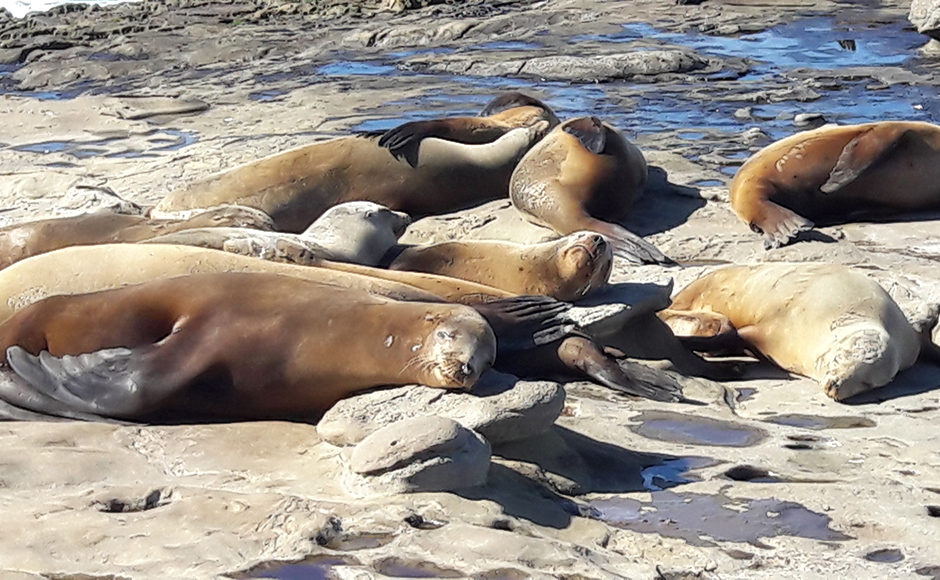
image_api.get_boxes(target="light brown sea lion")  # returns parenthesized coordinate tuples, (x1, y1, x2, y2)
(0, 205, 274, 270)
(730, 121, 940, 248)
(0, 273, 498, 422)
(151, 121, 549, 233)
(509, 116, 673, 265)
(0, 244, 685, 403)
(668, 263, 940, 400)
(377, 92, 560, 165)
(144, 201, 411, 266)
(388, 231, 613, 302)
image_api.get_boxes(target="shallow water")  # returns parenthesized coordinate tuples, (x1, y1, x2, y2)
(630, 410, 768, 447)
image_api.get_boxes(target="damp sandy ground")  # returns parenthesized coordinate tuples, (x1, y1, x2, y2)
(2, 0, 940, 578)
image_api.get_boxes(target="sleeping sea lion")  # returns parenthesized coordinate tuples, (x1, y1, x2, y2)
(377, 92, 560, 165)
(0, 205, 273, 270)
(509, 116, 673, 265)
(730, 121, 940, 248)
(667, 263, 940, 400)
(145, 201, 411, 266)
(151, 122, 549, 233)
(0, 273, 499, 422)
(388, 231, 613, 301)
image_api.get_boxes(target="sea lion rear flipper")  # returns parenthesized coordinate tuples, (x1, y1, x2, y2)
(820, 127, 913, 193)
(472, 296, 575, 353)
(0, 364, 111, 421)
(557, 335, 686, 402)
(752, 201, 814, 249)
(6, 345, 174, 419)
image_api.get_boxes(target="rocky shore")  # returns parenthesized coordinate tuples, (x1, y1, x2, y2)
(2, 0, 940, 578)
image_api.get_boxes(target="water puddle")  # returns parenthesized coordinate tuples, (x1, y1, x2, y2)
(864, 548, 905, 563)
(10, 129, 198, 159)
(641, 456, 718, 491)
(763, 414, 876, 430)
(590, 490, 851, 547)
(236, 555, 355, 580)
(629, 410, 768, 447)
(317, 61, 398, 77)
(372, 557, 463, 578)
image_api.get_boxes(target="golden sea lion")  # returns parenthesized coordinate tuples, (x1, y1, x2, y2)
(0, 205, 273, 270)
(668, 263, 940, 400)
(388, 231, 613, 301)
(509, 116, 673, 265)
(377, 92, 560, 165)
(144, 201, 411, 266)
(730, 121, 940, 248)
(152, 121, 549, 233)
(0, 244, 685, 403)
(0, 273, 498, 422)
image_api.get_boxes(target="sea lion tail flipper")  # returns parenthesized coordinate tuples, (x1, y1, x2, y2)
(5, 345, 168, 419)
(820, 127, 912, 194)
(753, 201, 814, 250)
(558, 336, 685, 402)
(472, 296, 575, 353)
(585, 221, 675, 266)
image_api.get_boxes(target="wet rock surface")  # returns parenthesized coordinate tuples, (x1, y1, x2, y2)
(1, 0, 940, 579)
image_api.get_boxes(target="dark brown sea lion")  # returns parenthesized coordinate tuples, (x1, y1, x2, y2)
(730, 121, 940, 248)
(0, 273, 500, 422)
(377, 92, 561, 165)
(509, 116, 673, 265)
(152, 121, 549, 233)
(388, 231, 613, 302)
(0, 205, 273, 270)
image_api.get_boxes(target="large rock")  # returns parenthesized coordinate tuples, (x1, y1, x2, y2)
(343, 416, 491, 495)
(910, 0, 940, 40)
(318, 371, 565, 446)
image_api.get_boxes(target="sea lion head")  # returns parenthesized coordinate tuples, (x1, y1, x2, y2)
(817, 322, 897, 401)
(554, 231, 614, 300)
(480, 92, 561, 138)
(561, 116, 608, 155)
(302, 202, 412, 265)
(418, 309, 496, 389)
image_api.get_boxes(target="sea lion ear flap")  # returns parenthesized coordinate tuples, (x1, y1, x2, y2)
(820, 127, 913, 193)
(563, 117, 607, 154)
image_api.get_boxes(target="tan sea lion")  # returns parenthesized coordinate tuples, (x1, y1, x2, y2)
(0, 205, 274, 270)
(0, 273, 498, 422)
(0, 244, 684, 403)
(388, 231, 613, 301)
(152, 121, 549, 233)
(509, 116, 673, 265)
(144, 201, 411, 266)
(668, 263, 940, 400)
(377, 92, 560, 165)
(730, 121, 940, 248)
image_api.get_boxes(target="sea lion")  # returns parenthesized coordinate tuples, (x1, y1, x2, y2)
(151, 121, 549, 233)
(0, 273, 498, 422)
(144, 201, 411, 266)
(668, 263, 940, 400)
(378, 92, 560, 165)
(388, 231, 613, 302)
(0, 244, 684, 403)
(0, 205, 274, 270)
(730, 121, 940, 248)
(509, 116, 673, 265)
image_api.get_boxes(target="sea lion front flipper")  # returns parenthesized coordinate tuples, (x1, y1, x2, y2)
(582, 220, 675, 265)
(471, 296, 575, 353)
(5, 345, 177, 419)
(911, 303, 940, 365)
(379, 119, 508, 167)
(557, 335, 686, 402)
(0, 364, 112, 421)
(820, 127, 912, 193)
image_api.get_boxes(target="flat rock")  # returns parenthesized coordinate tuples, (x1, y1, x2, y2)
(318, 371, 565, 447)
(568, 281, 674, 335)
(344, 416, 491, 495)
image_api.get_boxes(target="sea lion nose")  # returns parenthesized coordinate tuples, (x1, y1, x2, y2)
(592, 234, 606, 247)
(461, 363, 474, 379)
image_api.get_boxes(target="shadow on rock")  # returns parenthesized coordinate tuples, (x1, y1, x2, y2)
(626, 165, 707, 237)
(842, 361, 940, 405)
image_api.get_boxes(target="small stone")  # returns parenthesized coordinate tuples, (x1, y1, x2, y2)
(733, 107, 753, 120)
(344, 416, 491, 495)
(910, 0, 940, 40)
(318, 371, 564, 446)
(794, 113, 826, 127)
(740, 127, 770, 144)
